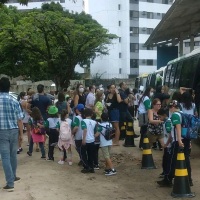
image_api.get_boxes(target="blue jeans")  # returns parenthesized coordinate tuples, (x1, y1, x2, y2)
(29, 136, 46, 157)
(0, 129, 19, 187)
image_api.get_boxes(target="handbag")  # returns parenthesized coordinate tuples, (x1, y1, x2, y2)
(138, 113, 148, 127)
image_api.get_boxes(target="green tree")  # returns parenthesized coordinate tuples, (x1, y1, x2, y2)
(0, 5, 117, 90)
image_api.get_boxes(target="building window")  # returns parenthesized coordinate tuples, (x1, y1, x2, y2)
(147, 12, 154, 19)
(119, 53, 122, 58)
(130, 59, 139, 68)
(157, 13, 161, 16)
(119, 68, 122, 74)
(118, 4, 121, 10)
(147, 46, 153, 50)
(119, 21, 121, 26)
(194, 41, 200, 46)
(60, 0, 65, 3)
(130, 43, 139, 52)
(147, 28, 153, 34)
(130, 27, 139, 35)
(119, 37, 121, 43)
(147, 59, 153, 65)
(147, 0, 153, 2)
(130, 0, 138, 4)
(185, 42, 190, 47)
(130, 11, 139, 19)
(162, 0, 169, 4)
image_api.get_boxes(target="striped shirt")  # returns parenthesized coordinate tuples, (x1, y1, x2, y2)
(0, 93, 24, 129)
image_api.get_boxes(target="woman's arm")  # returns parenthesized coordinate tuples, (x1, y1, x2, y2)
(74, 94, 79, 107)
(176, 124, 184, 147)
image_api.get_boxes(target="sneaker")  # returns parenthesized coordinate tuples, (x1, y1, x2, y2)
(81, 168, 90, 173)
(46, 158, 54, 161)
(58, 160, 64, 165)
(27, 152, 32, 156)
(14, 177, 21, 183)
(157, 179, 172, 187)
(68, 161, 73, 166)
(159, 172, 165, 178)
(89, 169, 95, 173)
(105, 169, 117, 176)
(104, 169, 111, 173)
(17, 148, 23, 154)
(41, 156, 46, 159)
(94, 165, 100, 170)
(3, 185, 14, 192)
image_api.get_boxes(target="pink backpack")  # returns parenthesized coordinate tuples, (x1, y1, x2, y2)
(59, 121, 71, 141)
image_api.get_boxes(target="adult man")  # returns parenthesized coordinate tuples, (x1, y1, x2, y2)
(119, 82, 139, 141)
(85, 85, 96, 109)
(32, 84, 52, 120)
(0, 77, 24, 192)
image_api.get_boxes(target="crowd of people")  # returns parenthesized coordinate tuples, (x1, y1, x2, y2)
(0, 76, 197, 192)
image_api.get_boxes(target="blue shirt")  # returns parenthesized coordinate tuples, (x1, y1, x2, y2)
(0, 93, 24, 129)
(32, 94, 52, 120)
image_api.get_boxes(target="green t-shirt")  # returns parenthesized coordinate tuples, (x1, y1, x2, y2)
(144, 98, 151, 110)
(171, 112, 181, 125)
(73, 117, 80, 127)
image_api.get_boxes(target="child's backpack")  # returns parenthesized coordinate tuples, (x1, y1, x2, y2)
(59, 121, 72, 141)
(32, 119, 46, 135)
(99, 123, 115, 141)
(176, 112, 200, 139)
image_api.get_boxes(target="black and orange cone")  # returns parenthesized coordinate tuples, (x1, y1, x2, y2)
(123, 122, 136, 147)
(141, 137, 156, 169)
(119, 122, 126, 140)
(171, 149, 195, 198)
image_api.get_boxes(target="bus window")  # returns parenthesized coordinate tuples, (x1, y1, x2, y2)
(150, 73, 156, 89)
(174, 62, 182, 89)
(169, 64, 177, 88)
(164, 65, 172, 87)
(179, 57, 198, 88)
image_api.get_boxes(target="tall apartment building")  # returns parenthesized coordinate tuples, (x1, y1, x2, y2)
(84, 0, 173, 78)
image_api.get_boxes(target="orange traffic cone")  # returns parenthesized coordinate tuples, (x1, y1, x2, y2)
(123, 122, 136, 147)
(141, 137, 156, 169)
(171, 149, 195, 198)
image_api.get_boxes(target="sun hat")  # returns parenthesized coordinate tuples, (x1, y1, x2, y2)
(75, 104, 84, 111)
(48, 105, 58, 114)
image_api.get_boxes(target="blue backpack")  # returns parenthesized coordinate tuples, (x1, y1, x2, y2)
(176, 112, 200, 139)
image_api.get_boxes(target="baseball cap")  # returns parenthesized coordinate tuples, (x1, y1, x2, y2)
(75, 104, 84, 111)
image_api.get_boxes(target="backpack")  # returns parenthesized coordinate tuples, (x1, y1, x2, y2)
(99, 123, 115, 141)
(176, 112, 200, 139)
(32, 120, 46, 135)
(59, 121, 71, 141)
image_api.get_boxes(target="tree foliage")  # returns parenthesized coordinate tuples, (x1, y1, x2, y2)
(0, 4, 117, 89)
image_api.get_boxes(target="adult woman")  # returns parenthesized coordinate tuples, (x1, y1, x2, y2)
(106, 84, 121, 145)
(94, 91, 104, 122)
(180, 92, 197, 116)
(73, 84, 86, 107)
(147, 98, 164, 148)
(18, 92, 32, 153)
(138, 87, 154, 149)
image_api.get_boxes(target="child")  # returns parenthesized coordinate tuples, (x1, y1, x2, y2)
(27, 107, 46, 159)
(58, 109, 74, 165)
(72, 104, 84, 166)
(92, 112, 100, 170)
(45, 106, 60, 161)
(96, 112, 117, 176)
(80, 108, 97, 173)
(157, 108, 172, 178)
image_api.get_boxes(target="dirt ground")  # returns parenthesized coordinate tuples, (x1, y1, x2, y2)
(0, 124, 200, 200)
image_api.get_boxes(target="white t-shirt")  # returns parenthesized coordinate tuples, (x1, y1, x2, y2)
(99, 122, 113, 147)
(85, 92, 95, 109)
(138, 96, 151, 114)
(134, 93, 140, 106)
(73, 115, 83, 140)
(47, 117, 60, 129)
(180, 103, 196, 115)
(81, 119, 96, 143)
